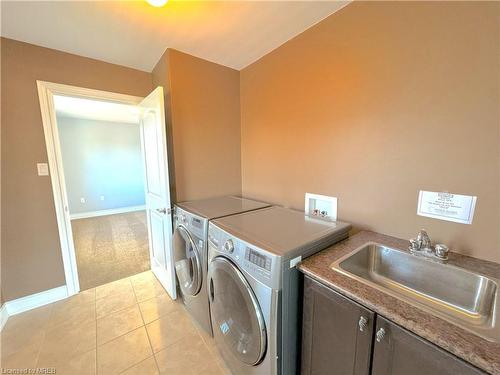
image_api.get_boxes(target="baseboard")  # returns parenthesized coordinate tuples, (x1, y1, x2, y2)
(70, 205, 146, 220)
(0, 303, 9, 331)
(4, 285, 68, 318)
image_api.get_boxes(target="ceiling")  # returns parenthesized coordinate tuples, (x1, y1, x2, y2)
(1, 1, 348, 71)
(54, 95, 140, 124)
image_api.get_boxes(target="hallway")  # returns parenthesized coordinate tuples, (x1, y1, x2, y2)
(72, 211, 150, 290)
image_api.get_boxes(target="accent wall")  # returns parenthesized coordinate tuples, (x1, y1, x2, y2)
(57, 116, 145, 215)
(240, 2, 500, 263)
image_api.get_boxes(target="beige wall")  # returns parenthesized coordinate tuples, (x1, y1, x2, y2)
(152, 49, 242, 202)
(1, 38, 153, 301)
(240, 2, 500, 263)
(2, 1, 498, 303)
(2, 41, 241, 302)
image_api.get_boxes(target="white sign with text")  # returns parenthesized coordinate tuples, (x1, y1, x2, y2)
(417, 190, 477, 224)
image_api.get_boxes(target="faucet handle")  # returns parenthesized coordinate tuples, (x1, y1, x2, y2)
(434, 244, 449, 260)
(409, 238, 420, 252)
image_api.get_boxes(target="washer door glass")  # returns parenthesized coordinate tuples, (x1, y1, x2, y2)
(208, 256, 267, 366)
(173, 225, 202, 296)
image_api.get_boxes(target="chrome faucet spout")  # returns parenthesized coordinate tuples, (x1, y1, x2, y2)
(417, 229, 432, 250)
(409, 229, 449, 262)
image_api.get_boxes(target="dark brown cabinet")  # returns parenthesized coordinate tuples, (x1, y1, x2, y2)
(301, 276, 486, 375)
(301, 276, 375, 375)
(372, 316, 485, 375)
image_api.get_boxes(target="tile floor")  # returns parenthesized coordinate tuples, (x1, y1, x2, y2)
(0, 271, 229, 375)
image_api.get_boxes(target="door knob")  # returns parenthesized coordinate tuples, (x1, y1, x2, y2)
(358, 316, 368, 332)
(156, 208, 170, 215)
(376, 328, 386, 342)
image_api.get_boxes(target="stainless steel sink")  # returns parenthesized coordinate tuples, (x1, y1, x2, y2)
(331, 242, 500, 342)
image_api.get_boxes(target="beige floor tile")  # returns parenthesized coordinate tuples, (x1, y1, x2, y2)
(97, 327, 152, 375)
(37, 317, 96, 364)
(0, 340, 41, 369)
(47, 298, 96, 329)
(96, 288, 137, 318)
(138, 294, 180, 324)
(73, 287, 96, 303)
(218, 361, 232, 375)
(130, 271, 156, 285)
(97, 305, 144, 345)
(81, 287, 97, 299)
(192, 325, 230, 375)
(96, 278, 134, 300)
(145, 309, 198, 353)
(202, 338, 228, 373)
(0, 273, 233, 375)
(2, 304, 52, 337)
(132, 277, 166, 303)
(39, 349, 96, 375)
(1, 305, 52, 364)
(1, 306, 51, 359)
(155, 334, 224, 375)
(194, 320, 215, 348)
(0, 325, 45, 360)
(120, 356, 159, 375)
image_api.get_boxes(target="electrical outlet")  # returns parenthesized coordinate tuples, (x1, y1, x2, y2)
(80, 197, 86, 203)
(100, 196, 105, 201)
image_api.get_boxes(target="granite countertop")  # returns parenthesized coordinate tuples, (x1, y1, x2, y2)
(298, 231, 500, 374)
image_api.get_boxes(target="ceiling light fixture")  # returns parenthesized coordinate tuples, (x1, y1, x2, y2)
(146, 0, 168, 7)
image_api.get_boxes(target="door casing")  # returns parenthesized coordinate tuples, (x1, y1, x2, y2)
(37, 81, 144, 296)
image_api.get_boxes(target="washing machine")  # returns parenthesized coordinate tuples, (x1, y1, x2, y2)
(173, 196, 271, 336)
(207, 206, 351, 375)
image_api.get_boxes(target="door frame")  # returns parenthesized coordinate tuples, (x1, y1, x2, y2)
(37, 80, 144, 297)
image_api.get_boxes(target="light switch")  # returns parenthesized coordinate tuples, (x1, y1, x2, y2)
(37, 163, 49, 176)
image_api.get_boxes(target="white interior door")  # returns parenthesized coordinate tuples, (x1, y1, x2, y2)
(139, 87, 176, 299)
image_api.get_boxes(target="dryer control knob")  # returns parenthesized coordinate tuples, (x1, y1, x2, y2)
(224, 239, 234, 253)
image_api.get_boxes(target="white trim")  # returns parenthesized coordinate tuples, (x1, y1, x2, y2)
(0, 304, 9, 331)
(37, 81, 144, 297)
(4, 286, 68, 317)
(70, 205, 146, 220)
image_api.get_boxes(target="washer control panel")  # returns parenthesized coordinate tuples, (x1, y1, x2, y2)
(208, 223, 280, 289)
(174, 206, 207, 245)
(245, 248, 271, 271)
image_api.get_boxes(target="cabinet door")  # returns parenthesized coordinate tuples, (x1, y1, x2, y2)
(301, 276, 375, 375)
(372, 316, 485, 375)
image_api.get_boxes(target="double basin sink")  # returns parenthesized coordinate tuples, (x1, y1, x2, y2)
(331, 243, 499, 342)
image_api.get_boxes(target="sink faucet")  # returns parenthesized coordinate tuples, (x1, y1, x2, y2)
(417, 229, 432, 250)
(409, 229, 449, 262)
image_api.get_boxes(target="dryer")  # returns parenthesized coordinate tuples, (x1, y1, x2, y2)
(173, 196, 271, 336)
(207, 206, 351, 375)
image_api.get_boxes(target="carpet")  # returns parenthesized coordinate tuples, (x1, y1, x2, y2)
(71, 210, 151, 291)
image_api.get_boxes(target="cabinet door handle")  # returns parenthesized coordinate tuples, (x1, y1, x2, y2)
(358, 316, 368, 332)
(376, 328, 386, 342)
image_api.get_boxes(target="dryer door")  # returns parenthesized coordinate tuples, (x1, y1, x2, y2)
(208, 256, 267, 366)
(172, 225, 202, 296)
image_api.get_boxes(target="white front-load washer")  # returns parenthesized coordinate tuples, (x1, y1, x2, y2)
(207, 206, 351, 374)
(173, 196, 271, 336)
